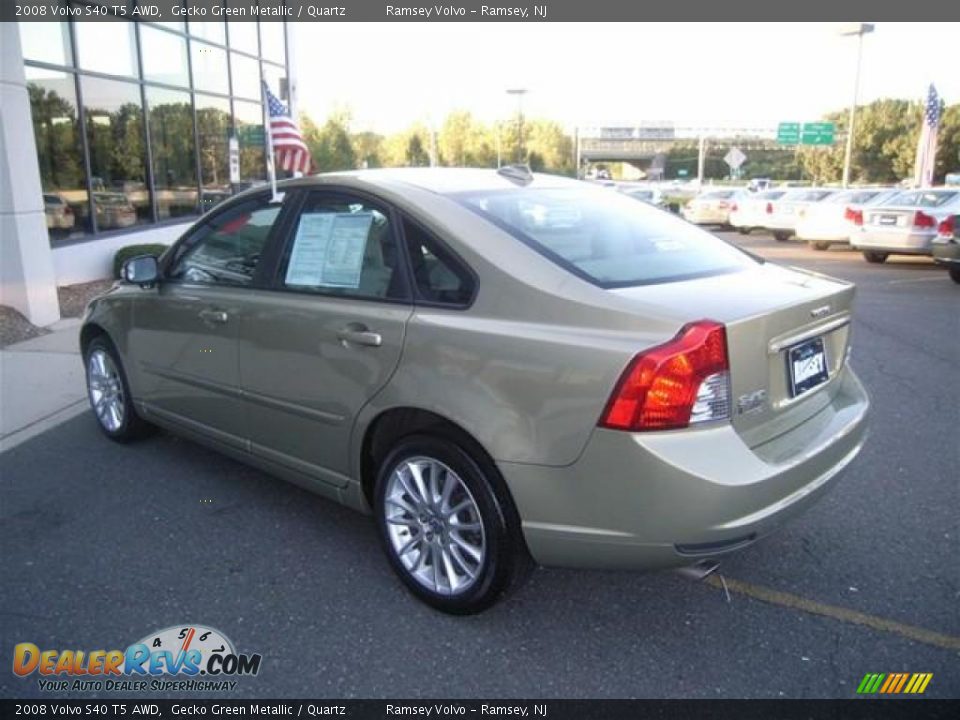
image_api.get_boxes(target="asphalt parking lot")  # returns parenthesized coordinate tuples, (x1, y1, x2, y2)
(2, 232, 958, 699)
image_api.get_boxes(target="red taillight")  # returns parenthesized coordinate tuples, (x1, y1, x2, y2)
(64, 206, 73, 216)
(844, 206, 863, 225)
(718, 201, 730, 210)
(938, 215, 956, 236)
(730, 202, 738, 212)
(766, 202, 774, 214)
(913, 211, 937, 229)
(599, 321, 731, 432)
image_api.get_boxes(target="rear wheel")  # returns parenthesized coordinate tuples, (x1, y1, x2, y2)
(863, 251, 889, 264)
(811, 241, 831, 251)
(773, 231, 792, 243)
(374, 434, 530, 614)
(84, 336, 152, 442)
(949, 267, 960, 284)
(737, 227, 751, 235)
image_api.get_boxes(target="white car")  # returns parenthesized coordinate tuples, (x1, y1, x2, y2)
(682, 189, 745, 226)
(762, 188, 838, 242)
(617, 184, 666, 209)
(728, 189, 787, 234)
(851, 188, 960, 263)
(795, 188, 900, 250)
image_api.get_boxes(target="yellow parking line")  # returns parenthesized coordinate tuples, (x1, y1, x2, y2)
(704, 575, 960, 652)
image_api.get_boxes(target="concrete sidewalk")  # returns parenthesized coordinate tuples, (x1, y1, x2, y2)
(0, 319, 87, 453)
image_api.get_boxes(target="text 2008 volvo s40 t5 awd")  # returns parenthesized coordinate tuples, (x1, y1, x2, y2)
(81, 168, 869, 613)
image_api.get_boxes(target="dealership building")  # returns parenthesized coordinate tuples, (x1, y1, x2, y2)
(1, 9, 295, 325)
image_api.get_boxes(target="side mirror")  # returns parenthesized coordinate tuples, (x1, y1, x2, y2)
(122, 255, 159, 286)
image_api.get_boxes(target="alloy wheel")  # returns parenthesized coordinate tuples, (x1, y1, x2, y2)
(87, 348, 125, 432)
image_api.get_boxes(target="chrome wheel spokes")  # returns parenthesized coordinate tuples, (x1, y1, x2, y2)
(384, 456, 486, 595)
(87, 349, 125, 432)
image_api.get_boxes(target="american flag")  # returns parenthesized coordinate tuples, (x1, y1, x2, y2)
(262, 82, 312, 174)
(912, 84, 941, 188)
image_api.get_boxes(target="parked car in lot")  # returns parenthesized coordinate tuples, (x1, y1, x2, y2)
(617, 184, 667, 209)
(931, 214, 959, 284)
(851, 188, 960, 263)
(728, 189, 787, 234)
(81, 168, 870, 613)
(795, 188, 900, 251)
(681, 189, 745, 226)
(763, 188, 837, 242)
(94, 192, 138, 229)
(43, 193, 75, 235)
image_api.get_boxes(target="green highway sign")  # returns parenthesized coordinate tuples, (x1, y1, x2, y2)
(777, 122, 801, 145)
(237, 125, 265, 145)
(801, 122, 835, 145)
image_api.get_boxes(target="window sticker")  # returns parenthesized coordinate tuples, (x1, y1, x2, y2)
(285, 212, 373, 289)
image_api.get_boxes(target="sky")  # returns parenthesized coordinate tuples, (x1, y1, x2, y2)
(293, 22, 960, 134)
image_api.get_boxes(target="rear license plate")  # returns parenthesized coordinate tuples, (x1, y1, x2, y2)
(879, 215, 897, 225)
(788, 337, 829, 397)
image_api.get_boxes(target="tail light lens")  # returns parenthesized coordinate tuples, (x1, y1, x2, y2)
(766, 202, 774, 214)
(599, 321, 731, 432)
(730, 202, 738, 212)
(938, 215, 956, 237)
(64, 206, 73, 216)
(844, 207, 863, 225)
(718, 201, 730, 210)
(913, 211, 937, 229)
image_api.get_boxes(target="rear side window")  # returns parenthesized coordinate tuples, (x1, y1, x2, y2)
(402, 217, 475, 306)
(457, 186, 755, 288)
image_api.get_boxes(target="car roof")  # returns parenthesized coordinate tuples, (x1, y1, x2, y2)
(303, 167, 584, 195)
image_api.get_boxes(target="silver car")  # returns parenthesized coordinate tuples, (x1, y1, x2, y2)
(81, 168, 870, 613)
(852, 188, 960, 263)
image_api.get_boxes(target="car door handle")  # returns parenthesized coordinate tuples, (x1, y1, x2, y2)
(198, 309, 229, 325)
(337, 324, 382, 348)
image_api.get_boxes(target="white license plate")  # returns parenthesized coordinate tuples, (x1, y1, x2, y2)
(788, 337, 829, 397)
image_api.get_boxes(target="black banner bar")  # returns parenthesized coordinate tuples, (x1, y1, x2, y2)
(1, 700, 960, 719)
(3, 0, 960, 23)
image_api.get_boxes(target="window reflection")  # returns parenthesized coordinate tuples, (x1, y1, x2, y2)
(230, 52, 261, 100)
(81, 76, 150, 229)
(195, 94, 232, 211)
(190, 41, 229, 95)
(75, 21, 138, 77)
(26, 68, 87, 245)
(228, 21, 258, 55)
(260, 21, 285, 64)
(234, 100, 267, 185)
(141, 26, 189, 87)
(147, 87, 198, 219)
(19, 22, 72, 67)
(189, 21, 226, 45)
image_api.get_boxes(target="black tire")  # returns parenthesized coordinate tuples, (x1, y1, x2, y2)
(949, 267, 960, 285)
(811, 241, 831, 251)
(737, 227, 751, 235)
(863, 251, 889, 264)
(773, 231, 792, 243)
(373, 433, 531, 614)
(83, 335, 153, 442)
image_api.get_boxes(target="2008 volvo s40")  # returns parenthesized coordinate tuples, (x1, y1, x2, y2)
(81, 168, 869, 613)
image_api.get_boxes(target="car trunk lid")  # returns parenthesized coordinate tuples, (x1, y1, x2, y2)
(611, 263, 854, 448)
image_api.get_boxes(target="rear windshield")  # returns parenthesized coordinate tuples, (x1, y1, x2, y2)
(790, 190, 834, 202)
(757, 190, 786, 200)
(456, 186, 756, 287)
(701, 190, 735, 200)
(887, 190, 957, 207)
(827, 190, 881, 205)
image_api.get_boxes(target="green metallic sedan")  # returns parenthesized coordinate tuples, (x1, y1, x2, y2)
(81, 168, 870, 613)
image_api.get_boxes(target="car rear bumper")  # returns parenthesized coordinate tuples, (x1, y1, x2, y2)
(852, 228, 935, 253)
(499, 367, 869, 570)
(932, 238, 960, 265)
(795, 223, 851, 243)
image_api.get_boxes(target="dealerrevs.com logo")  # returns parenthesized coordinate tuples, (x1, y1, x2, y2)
(12, 625, 262, 692)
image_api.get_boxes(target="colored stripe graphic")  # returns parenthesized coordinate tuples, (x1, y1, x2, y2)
(857, 672, 932, 694)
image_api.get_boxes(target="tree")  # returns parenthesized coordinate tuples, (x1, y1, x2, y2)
(303, 109, 356, 172)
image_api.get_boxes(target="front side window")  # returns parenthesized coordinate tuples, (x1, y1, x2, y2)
(169, 198, 281, 286)
(281, 195, 405, 301)
(458, 186, 755, 288)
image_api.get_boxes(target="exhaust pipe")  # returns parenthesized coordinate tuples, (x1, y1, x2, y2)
(675, 559, 720, 581)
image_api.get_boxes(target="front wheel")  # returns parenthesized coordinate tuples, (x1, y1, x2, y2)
(374, 434, 530, 614)
(737, 227, 751, 235)
(811, 241, 831, 251)
(773, 231, 792, 243)
(949, 267, 960, 284)
(84, 336, 152, 442)
(863, 251, 889, 264)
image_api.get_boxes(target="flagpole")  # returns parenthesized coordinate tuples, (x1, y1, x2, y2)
(262, 82, 281, 203)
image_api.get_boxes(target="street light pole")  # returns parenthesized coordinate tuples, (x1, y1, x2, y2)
(507, 88, 527, 164)
(840, 23, 874, 188)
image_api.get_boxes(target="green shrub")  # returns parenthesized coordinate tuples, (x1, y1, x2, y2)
(113, 244, 168, 279)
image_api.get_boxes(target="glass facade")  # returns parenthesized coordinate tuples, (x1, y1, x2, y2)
(19, 4, 289, 247)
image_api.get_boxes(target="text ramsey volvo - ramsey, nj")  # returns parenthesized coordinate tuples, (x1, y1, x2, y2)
(80, 168, 869, 613)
